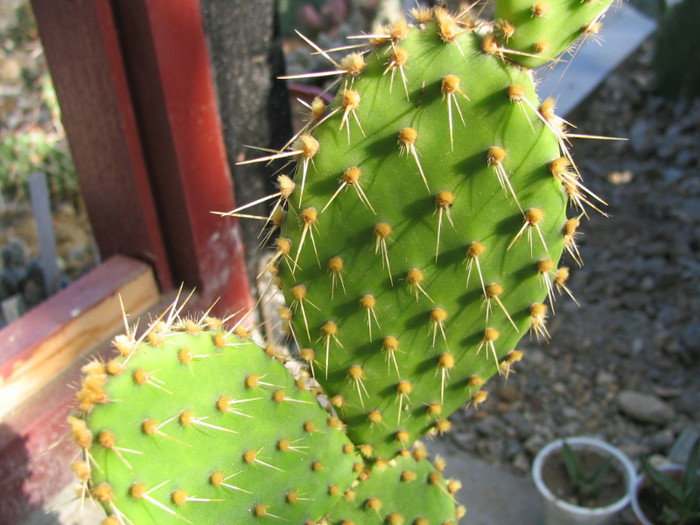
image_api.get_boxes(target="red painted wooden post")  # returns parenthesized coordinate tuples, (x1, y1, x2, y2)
(110, 0, 252, 316)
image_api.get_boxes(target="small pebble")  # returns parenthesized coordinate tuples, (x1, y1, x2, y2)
(617, 390, 676, 425)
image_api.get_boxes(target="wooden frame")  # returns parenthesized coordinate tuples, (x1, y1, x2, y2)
(31, 0, 252, 315)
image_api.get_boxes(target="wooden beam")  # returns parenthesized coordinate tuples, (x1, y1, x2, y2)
(1, 2, 259, 520)
(32, 0, 253, 315)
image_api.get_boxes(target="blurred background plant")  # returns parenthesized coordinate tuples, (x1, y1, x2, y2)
(0, 0, 78, 207)
(0, 0, 94, 326)
(653, 0, 700, 99)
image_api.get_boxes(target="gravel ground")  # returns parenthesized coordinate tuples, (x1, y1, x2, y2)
(449, 37, 700, 480)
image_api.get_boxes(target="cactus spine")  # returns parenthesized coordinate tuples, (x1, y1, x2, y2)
(70, 2, 614, 522)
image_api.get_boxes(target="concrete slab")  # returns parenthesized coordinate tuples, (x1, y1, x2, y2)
(536, 3, 657, 116)
(429, 437, 544, 525)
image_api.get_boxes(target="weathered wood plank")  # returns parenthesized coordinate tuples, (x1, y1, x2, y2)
(0, 255, 159, 419)
(0, 256, 162, 523)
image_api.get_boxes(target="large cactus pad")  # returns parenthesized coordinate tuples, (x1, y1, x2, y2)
(278, 11, 577, 458)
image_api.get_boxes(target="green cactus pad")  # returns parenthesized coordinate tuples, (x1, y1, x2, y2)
(493, 0, 614, 69)
(276, 11, 579, 458)
(72, 321, 361, 523)
(326, 443, 463, 524)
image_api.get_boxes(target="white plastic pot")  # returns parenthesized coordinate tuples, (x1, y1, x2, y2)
(630, 464, 685, 525)
(532, 436, 637, 525)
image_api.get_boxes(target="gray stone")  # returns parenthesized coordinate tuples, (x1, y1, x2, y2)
(475, 416, 504, 437)
(644, 428, 675, 452)
(498, 385, 521, 403)
(640, 275, 656, 291)
(551, 382, 567, 395)
(596, 371, 618, 388)
(677, 390, 700, 418)
(629, 120, 656, 155)
(524, 434, 547, 456)
(504, 438, 525, 460)
(527, 349, 546, 365)
(562, 407, 581, 421)
(618, 441, 645, 460)
(451, 430, 476, 449)
(675, 149, 697, 167)
(502, 412, 535, 441)
(512, 453, 531, 474)
(662, 167, 684, 183)
(617, 390, 676, 425)
(681, 324, 700, 355)
(656, 143, 677, 161)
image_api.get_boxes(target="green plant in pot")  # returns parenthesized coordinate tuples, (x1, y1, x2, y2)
(65, 1, 618, 522)
(561, 440, 615, 506)
(532, 436, 637, 525)
(632, 438, 700, 525)
(653, 0, 700, 99)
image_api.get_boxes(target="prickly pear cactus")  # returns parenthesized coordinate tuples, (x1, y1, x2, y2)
(269, 6, 610, 459)
(70, 317, 361, 523)
(68, 3, 617, 521)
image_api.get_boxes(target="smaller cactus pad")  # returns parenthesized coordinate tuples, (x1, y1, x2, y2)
(493, 0, 614, 68)
(71, 319, 361, 523)
(326, 442, 464, 524)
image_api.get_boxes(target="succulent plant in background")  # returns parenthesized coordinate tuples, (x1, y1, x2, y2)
(69, 1, 616, 522)
(636, 439, 700, 525)
(560, 440, 615, 506)
(653, 0, 700, 98)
